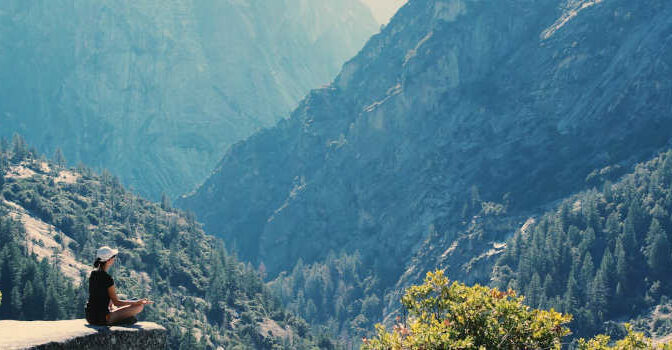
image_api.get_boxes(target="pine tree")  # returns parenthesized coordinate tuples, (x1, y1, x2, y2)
(52, 148, 66, 168)
(580, 253, 595, 300)
(589, 270, 608, 319)
(564, 275, 580, 311)
(11, 285, 22, 318)
(579, 228, 596, 255)
(599, 248, 616, 293)
(11, 134, 28, 162)
(604, 212, 621, 246)
(543, 274, 554, 297)
(160, 193, 171, 211)
(526, 273, 542, 307)
(44, 285, 62, 320)
(0, 137, 8, 155)
(614, 238, 628, 285)
(644, 218, 671, 276)
(22, 280, 35, 319)
(625, 201, 645, 243)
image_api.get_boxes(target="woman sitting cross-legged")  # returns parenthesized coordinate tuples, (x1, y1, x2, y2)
(85, 246, 153, 326)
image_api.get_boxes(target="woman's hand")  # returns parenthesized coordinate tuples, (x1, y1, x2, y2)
(134, 298, 153, 306)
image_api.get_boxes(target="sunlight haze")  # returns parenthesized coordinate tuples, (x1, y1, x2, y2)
(360, 0, 407, 24)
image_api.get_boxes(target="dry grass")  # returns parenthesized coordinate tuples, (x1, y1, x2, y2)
(54, 170, 80, 184)
(259, 318, 293, 340)
(3, 199, 89, 284)
(5, 165, 37, 179)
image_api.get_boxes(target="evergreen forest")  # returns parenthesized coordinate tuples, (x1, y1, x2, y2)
(0, 135, 330, 349)
(493, 151, 672, 340)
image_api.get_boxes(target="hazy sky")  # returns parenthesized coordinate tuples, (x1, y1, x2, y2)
(360, 0, 407, 24)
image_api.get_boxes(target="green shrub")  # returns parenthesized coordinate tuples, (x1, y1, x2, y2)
(363, 270, 571, 349)
(364, 270, 672, 350)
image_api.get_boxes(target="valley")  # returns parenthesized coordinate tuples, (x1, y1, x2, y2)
(1, 0, 672, 348)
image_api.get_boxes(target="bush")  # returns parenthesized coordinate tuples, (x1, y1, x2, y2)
(363, 270, 571, 349)
(363, 270, 672, 350)
(576, 324, 663, 349)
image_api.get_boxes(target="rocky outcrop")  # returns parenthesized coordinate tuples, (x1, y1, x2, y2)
(179, 0, 672, 294)
(0, 0, 377, 199)
(0, 320, 166, 350)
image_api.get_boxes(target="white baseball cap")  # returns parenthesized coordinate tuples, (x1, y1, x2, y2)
(96, 246, 119, 262)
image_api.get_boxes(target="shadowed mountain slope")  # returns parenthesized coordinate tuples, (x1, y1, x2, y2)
(180, 0, 672, 288)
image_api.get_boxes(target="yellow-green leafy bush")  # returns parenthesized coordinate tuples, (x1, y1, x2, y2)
(577, 324, 671, 350)
(363, 270, 672, 350)
(362, 270, 571, 349)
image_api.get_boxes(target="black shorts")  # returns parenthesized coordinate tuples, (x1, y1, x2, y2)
(85, 308, 109, 326)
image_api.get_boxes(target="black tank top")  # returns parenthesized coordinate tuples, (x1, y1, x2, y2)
(86, 270, 114, 319)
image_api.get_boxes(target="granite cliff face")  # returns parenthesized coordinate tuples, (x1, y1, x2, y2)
(0, 0, 377, 199)
(181, 0, 672, 288)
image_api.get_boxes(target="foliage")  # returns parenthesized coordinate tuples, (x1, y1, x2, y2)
(0, 218, 83, 320)
(493, 150, 672, 338)
(364, 271, 672, 350)
(363, 270, 572, 350)
(0, 136, 326, 349)
(269, 252, 383, 341)
(577, 324, 660, 349)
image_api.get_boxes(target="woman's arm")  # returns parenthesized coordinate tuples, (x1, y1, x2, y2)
(107, 285, 142, 307)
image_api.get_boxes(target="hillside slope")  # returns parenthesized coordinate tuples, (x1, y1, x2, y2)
(0, 139, 328, 349)
(492, 150, 672, 338)
(180, 0, 672, 288)
(0, 0, 377, 199)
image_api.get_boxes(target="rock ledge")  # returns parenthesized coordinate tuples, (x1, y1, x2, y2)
(0, 319, 166, 350)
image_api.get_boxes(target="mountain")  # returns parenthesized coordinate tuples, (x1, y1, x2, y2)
(179, 0, 672, 277)
(0, 0, 378, 199)
(0, 138, 331, 349)
(491, 150, 672, 339)
(178, 0, 672, 338)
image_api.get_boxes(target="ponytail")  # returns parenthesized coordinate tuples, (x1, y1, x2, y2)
(93, 254, 116, 270)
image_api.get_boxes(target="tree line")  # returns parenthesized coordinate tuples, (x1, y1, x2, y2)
(493, 150, 672, 339)
(0, 135, 330, 349)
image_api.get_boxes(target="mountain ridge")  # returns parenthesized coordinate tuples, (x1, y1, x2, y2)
(0, 0, 378, 199)
(180, 0, 672, 280)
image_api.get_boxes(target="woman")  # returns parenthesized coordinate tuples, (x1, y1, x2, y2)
(85, 246, 152, 326)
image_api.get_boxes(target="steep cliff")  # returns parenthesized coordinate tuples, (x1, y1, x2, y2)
(180, 0, 672, 291)
(0, 320, 166, 350)
(0, 0, 377, 199)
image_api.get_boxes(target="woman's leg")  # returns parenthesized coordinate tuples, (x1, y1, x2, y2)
(107, 304, 144, 324)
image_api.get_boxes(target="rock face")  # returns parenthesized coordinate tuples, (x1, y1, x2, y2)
(0, 320, 166, 350)
(179, 0, 672, 287)
(0, 0, 378, 199)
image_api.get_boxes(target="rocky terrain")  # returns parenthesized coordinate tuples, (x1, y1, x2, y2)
(0, 320, 166, 350)
(0, 0, 378, 199)
(179, 0, 672, 317)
